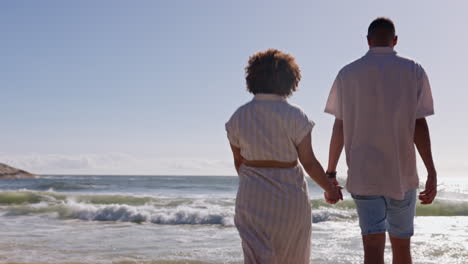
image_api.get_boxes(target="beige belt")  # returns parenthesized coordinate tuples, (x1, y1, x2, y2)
(243, 159, 298, 168)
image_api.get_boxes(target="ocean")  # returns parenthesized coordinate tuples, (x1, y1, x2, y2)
(0, 175, 467, 264)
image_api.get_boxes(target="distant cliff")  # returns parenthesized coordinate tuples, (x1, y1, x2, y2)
(0, 163, 38, 179)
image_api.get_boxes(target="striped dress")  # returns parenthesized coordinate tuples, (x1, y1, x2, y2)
(225, 93, 315, 264)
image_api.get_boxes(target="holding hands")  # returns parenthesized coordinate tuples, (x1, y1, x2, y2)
(324, 175, 343, 204)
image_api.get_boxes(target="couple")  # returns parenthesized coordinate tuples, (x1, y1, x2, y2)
(225, 18, 437, 264)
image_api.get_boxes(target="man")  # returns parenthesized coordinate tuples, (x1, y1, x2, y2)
(324, 18, 437, 264)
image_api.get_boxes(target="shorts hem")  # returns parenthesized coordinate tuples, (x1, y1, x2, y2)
(361, 229, 386, 236)
(388, 231, 414, 239)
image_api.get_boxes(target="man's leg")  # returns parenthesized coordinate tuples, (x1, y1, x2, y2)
(362, 233, 386, 264)
(389, 235, 411, 264)
(352, 194, 387, 264)
(386, 189, 417, 264)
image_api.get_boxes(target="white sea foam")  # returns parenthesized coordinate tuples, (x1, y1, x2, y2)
(62, 200, 235, 226)
(2, 192, 236, 226)
(312, 207, 357, 223)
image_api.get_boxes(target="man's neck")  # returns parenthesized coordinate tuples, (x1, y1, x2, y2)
(369, 45, 394, 48)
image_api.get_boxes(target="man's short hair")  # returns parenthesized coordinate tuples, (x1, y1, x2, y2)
(367, 17, 396, 44)
(245, 49, 301, 97)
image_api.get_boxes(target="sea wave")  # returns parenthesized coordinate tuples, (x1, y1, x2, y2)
(4, 201, 234, 226)
(0, 190, 235, 226)
(1, 191, 467, 226)
(0, 191, 155, 205)
(34, 182, 106, 191)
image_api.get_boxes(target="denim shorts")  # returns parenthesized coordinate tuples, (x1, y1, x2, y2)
(351, 189, 417, 238)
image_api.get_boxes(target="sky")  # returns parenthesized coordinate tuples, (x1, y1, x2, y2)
(1, 0, 467, 176)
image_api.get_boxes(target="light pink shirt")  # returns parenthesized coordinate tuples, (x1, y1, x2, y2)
(325, 47, 434, 200)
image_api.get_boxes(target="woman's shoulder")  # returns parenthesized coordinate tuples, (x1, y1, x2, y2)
(285, 102, 309, 117)
(231, 100, 253, 115)
(226, 100, 254, 124)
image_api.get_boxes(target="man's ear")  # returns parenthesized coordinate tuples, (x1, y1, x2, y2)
(393, 35, 398, 47)
(367, 36, 372, 47)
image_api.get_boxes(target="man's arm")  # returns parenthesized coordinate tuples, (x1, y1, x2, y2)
(327, 119, 344, 187)
(326, 119, 344, 202)
(414, 118, 437, 204)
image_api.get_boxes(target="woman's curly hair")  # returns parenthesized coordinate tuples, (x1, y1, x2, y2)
(245, 49, 301, 97)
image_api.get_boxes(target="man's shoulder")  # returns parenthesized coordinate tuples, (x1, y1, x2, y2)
(337, 56, 368, 77)
(390, 54, 429, 81)
(338, 52, 426, 77)
(395, 53, 424, 67)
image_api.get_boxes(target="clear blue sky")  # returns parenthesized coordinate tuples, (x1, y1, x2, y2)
(1, 0, 467, 175)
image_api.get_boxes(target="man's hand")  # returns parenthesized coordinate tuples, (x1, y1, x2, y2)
(414, 118, 437, 205)
(328, 177, 339, 186)
(419, 174, 437, 204)
(324, 184, 343, 204)
(327, 178, 343, 201)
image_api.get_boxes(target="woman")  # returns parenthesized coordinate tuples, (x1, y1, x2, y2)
(226, 49, 342, 263)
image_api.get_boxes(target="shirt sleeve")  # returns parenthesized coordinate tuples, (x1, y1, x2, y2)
(293, 109, 315, 146)
(324, 74, 343, 120)
(416, 66, 435, 119)
(225, 114, 240, 148)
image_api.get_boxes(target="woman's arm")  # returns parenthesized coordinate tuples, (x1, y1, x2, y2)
(297, 133, 342, 203)
(229, 144, 244, 174)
